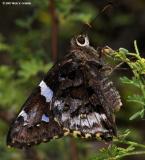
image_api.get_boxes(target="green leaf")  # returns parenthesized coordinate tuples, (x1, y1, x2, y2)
(0, 43, 10, 51)
(18, 59, 52, 80)
(120, 77, 140, 88)
(0, 66, 14, 79)
(127, 95, 145, 106)
(129, 110, 144, 120)
(140, 109, 145, 118)
(114, 49, 127, 60)
(119, 48, 129, 54)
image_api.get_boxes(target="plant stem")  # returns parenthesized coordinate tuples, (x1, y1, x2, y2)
(114, 139, 145, 149)
(116, 151, 145, 159)
(49, 0, 59, 62)
(134, 40, 140, 56)
(139, 79, 145, 102)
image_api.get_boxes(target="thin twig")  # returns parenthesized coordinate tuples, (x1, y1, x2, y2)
(49, 0, 59, 62)
(70, 138, 79, 160)
(134, 40, 140, 56)
(114, 139, 145, 149)
(116, 151, 145, 159)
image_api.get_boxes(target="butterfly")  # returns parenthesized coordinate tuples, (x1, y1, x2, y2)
(7, 34, 122, 148)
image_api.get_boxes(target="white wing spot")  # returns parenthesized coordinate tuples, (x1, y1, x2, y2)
(62, 112, 70, 122)
(101, 113, 107, 120)
(80, 118, 89, 127)
(54, 100, 63, 106)
(39, 80, 53, 102)
(18, 110, 28, 126)
(18, 110, 28, 121)
(41, 114, 49, 123)
(95, 112, 101, 123)
(87, 112, 101, 126)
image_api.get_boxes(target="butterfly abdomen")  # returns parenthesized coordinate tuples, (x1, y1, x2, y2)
(100, 77, 122, 112)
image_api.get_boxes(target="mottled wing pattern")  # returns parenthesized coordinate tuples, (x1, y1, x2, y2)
(52, 56, 121, 140)
(7, 56, 83, 148)
(84, 62, 122, 135)
(7, 61, 68, 148)
(7, 36, 122, 148)
(7, 85, 63, 148)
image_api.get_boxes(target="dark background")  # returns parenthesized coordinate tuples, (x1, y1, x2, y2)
(0, 0, 145, 160)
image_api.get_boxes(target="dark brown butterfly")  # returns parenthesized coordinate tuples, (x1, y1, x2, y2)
(7, 35, 122, 148)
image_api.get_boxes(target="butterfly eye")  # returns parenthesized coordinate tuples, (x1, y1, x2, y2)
(76, 35, 89, 47)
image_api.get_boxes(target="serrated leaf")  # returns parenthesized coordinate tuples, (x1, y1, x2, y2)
(0, 66, 14, 78)
(127, 95, 145, 105)
(140, 109, 144, 118)
(120, 77, 140, 88)
(129, 110, 144, 120)
(128, 58, 145, 75)
(18, 59, 52, 80)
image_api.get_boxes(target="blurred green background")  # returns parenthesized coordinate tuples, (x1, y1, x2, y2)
(0, 0, 145, 160)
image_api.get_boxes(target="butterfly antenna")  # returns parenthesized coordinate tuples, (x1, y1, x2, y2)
(79, 1, 114, 35)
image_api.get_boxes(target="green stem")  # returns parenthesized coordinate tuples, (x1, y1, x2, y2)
(139, 78, 145, 102)
(123, 141, 145, 149)
(134, 40, 140, 56)
(114, 139, 145, 149)
(116, 151, 145, 159)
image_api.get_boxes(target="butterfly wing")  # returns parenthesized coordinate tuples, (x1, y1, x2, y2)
(7, 56, 84, 148)
(7, 83, 62, 148)
(51, 57, 121, 140)
(7, 51, 122, 148)
(6, 59, 69, 148)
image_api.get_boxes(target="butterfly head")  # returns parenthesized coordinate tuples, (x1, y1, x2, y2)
(71, 34, 90, 48)
(71, 34, 101, 63)
(75, 35, 89, 47)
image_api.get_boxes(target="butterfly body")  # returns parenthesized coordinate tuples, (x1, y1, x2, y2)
(7, 35, 122, 148)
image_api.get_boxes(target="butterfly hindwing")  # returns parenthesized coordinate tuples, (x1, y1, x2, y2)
(51, 54, 118, 140)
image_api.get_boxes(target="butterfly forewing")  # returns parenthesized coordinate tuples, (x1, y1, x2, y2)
(7, 35, 122, 148)
(7, 85, 64, 148)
